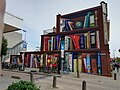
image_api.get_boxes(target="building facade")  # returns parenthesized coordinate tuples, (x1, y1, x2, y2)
(2, 12, 24, 62)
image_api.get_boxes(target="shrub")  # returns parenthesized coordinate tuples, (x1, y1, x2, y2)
(7, 80, 40, 90)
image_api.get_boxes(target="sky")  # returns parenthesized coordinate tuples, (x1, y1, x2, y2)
(5, 0, 120, 58)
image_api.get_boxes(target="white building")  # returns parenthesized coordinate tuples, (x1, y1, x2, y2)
(2, 12, 26, 62)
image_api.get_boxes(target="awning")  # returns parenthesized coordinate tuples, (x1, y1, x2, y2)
(3, 12, 23, 33)
(3, 24, 21, 33)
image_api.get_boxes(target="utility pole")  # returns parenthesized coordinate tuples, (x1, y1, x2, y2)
(0, 0, 6, 76)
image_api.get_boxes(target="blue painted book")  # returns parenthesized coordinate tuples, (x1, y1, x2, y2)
(61, 37, 65, 50)
(86, 54, 91, 74)
(56, 35, 61, 50)
(65, 20, 71, 31)
(80, 34, 85, 49)
(97, 52, 102, 74)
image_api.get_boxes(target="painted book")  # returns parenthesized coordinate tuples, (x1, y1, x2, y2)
(44, 36, 50, 51)
(60, 18, 65, 32)
(84, 33, 87, 49)
(84, 57, 87, 73)
(69, 37, 74, 50)
(90, 14, 95, 27)
(95, 10, 98, 26)
(30, 54, 33, 68)
(65, 20, 71, 31)
(68, 21, 74, 30)
(68, 53, 73, 72)
(81, 53, 87, 73)
(96, 31, 100, 48)
(53, 36, 56, 50)
(70, 35, 80, 49)
(56, 35, 61, 50)
(26, 54, 31, 67)
(74, 59, 77, 72)
(91, 54, 97, 74)
(80, 34, 85, 49)
(67, 36, 71, 50)
(97, 52, 102, 74)
(86, 54, 91, 73)
(86, 32, 90, 49)
(61, 37, 65, 50)
(48, 39, 51, 51)
(72, 52, 74, 72)
(51, 37, 53, 50)
(90, 31, 96, 48)
(65, 36, 69, 50)
(74, 53, 78, 72)
(40, 54, 43, 67)
(78, 55, 82, 73)
(47, 55, 51, 67)
(84, 13, 89, 28)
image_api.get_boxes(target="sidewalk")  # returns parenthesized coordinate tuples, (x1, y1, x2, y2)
(34, 72, 120, 90)
(0, 69, 120, 90)
(0, 76, 19, 90)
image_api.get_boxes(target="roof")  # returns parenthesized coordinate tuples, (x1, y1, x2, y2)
(3, 12, 23, 33)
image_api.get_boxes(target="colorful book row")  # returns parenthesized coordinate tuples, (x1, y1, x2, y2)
(66, 52, 102, 74)
(43, 30, 100, 51)
(60, 10, 97, 32)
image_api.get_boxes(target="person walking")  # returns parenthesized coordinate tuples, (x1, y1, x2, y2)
(116, 63, 119, 72)
(114, 62, 119, 72)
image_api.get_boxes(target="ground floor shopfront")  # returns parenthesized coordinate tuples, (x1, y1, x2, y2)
(9, 51, 111, 77)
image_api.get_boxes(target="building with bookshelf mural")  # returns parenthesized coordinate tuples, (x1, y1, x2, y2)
(11, 1, 111, 76)
(40, 1, 111, 76)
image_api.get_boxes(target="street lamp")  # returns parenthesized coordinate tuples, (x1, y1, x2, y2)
(22, 30, 26, 42)
(22, 30, 27, 51)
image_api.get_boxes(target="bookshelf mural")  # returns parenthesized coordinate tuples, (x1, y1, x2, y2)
(40, 1, 111, 76)
(18, 52, 102, 75)
(10, 55, 22, 65)
(9, 1, 110, 76)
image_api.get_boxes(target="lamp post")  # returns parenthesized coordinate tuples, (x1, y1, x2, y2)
(21, 30, 26, 71)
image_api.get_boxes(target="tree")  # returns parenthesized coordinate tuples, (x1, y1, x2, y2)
(116, 57, 120, 63)
(1, 36, 8, 57)
(118, 49, 120, 52)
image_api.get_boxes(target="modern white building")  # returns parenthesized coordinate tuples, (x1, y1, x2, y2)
(2, 12, 26, 62)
